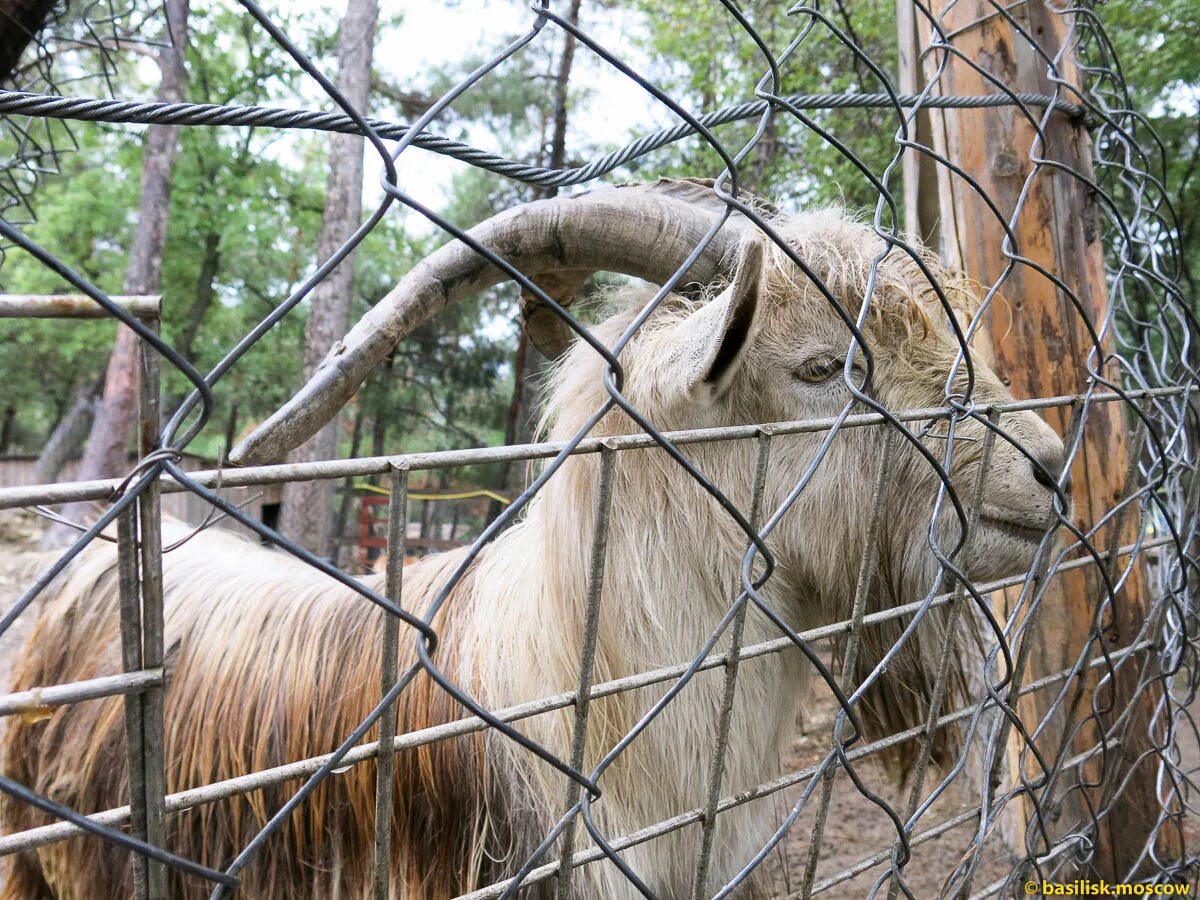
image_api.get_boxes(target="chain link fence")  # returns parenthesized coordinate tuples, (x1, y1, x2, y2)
(0, 0, 1197, 897)
(0, 0, 170, 227)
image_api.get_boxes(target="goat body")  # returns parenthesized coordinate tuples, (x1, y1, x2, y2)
(2, 199, 1068, 898)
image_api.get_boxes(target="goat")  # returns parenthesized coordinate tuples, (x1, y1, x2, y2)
(1, 179, 1069, 899)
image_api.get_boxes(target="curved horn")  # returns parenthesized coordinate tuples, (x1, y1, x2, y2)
(515, 179, 777, 358)
(230, 179, 755, 465)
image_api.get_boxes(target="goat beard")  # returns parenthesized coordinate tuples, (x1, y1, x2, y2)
(830, 537, 969, 782)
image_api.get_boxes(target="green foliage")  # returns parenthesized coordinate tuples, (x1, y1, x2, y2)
(3, 0, 1193, 470)
(1098, 0, 1199, 296)
(629, 0, 1198, 286)
(0, 0, 529, 467)
(629, 0, 903, 212)
(0, 3, 331, 456)
(0, 123, 135, 447)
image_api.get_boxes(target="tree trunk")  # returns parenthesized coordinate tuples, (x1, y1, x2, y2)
(33, 380, 101, 484)
(419, 496, 436, 541)
(920, 0, 1172, 883)
(163, 228, 221, 419)
(544, 0, 582, 203)
(221, 401, 239, 463)
(366, 352, 395, 482)
(329, 404, 366, 564)
(895, 0, 941, 251)
(490, 2, 580, 523)
(278, 0, 378, 555)
(44, 0, 189, 546)
(0, 403, 14, 453)
(174, 229, 221, 363)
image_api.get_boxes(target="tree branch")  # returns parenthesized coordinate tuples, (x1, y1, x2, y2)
(369, 74, 433, 118)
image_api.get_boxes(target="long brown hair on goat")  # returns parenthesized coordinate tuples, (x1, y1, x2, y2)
(2, 530, 508, 899)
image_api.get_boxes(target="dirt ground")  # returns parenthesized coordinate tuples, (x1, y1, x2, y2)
(0, 509, 1185, 897)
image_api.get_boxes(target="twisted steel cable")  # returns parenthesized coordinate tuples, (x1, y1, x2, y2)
(0, 88, 1088, 190)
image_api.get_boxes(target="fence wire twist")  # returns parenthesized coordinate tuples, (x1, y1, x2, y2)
(0, 0, 1197, 898)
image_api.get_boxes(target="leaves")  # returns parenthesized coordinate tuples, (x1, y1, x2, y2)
(2, 0, 1192, 466)
(0, 1, 526, 466)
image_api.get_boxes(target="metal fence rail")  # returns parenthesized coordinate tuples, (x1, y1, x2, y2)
(0, 0, 1197, 898)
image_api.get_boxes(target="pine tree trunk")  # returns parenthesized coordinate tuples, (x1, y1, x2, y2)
(545, 0, 582, 202)
(490, 2, 580, 522)
(175, 229, 221, 362)
(34, 380, 101, 484)
(0, 404, 14, 453)
(278, 0, 379, 555)
(44, 0, 189, 546)
(164, 229, 221, 419)
(221, 401, 239, 463)
(329, 405, 366, 564)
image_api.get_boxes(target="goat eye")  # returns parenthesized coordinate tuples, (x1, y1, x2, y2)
(793, 357, 844, 384)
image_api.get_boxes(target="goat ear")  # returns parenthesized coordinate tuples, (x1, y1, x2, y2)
(671, 239, 764, 396)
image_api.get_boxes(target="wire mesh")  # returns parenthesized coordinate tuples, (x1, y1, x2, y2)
(0, 0, 170, 226)
(0, 0, 1197, 898)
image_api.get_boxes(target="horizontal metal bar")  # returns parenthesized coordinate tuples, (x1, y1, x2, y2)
(0, 386, 1185, 510)
(966, 832, 1083, 900)
(455, 650, 1145, 900)
(804, 743, 1113, 897)
(0, 90, 1087, 192)
(0, 523, 1158, 857)
(0, 294, 161, 320)
(0, 669, 162, 718)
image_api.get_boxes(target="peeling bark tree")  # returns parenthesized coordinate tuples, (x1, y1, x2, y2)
(278, 0, 379, 556)
(45, 0, 189, 546)
(920, 0, 1171, 878)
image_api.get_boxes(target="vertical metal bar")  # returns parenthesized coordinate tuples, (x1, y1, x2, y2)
(372, 465, 408, 900)
(689, 433, 772, 900)
(799, 427, 899, 898)
(554, 446, 617, 900)
(137, 313, 167, 899)
(117, 505, 149, 900)
(883, 413, 999, 900)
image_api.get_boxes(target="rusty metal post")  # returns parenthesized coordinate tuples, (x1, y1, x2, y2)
(137, 308, 168, 898)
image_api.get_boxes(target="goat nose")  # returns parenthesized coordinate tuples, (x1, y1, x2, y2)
(1032, 447, 1071, 494)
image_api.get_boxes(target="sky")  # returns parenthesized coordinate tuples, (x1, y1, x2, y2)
(235, 0, 678, 340)
(261, 0, 670, 223)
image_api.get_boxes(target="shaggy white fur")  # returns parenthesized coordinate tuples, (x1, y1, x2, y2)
(2, 209, 1067, 900)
